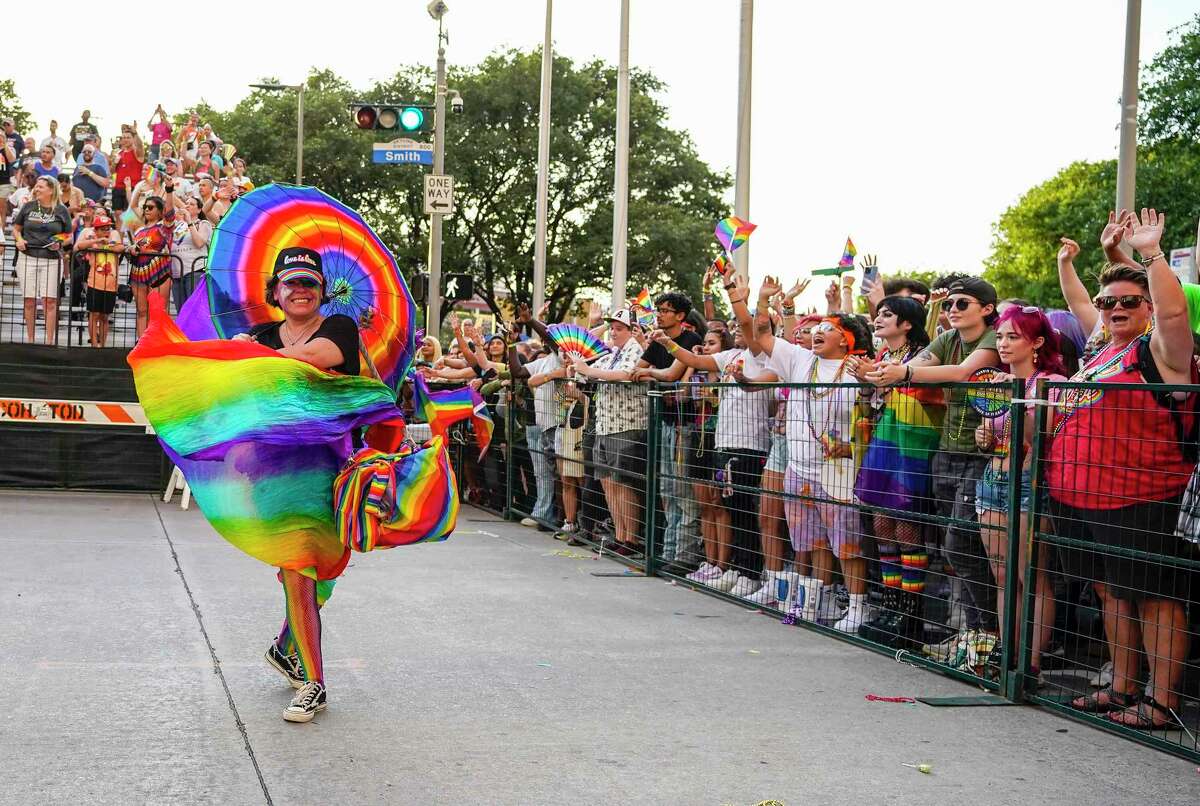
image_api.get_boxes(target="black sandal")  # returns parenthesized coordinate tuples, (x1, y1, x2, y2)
(1070, 687, 1139, 713)
(1105, 696, 1179, 730)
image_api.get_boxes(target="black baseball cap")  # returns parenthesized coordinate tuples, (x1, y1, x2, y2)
(946, 277, 997, 307)
(271, 247, 324, 283)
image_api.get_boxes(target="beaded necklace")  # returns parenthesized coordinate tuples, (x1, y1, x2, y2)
(997, 371, 1042, 457)
(805, 354, 850, 450)
(1051, 336, 1142, 438)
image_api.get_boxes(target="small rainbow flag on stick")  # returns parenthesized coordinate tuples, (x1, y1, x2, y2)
(714, 216, 757, 256)
(711, 254, 729, 276)
(632, 287, 652, 310)
(813, 236, 859, 276)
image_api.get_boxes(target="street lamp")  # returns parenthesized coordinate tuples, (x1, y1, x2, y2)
(250, 82, 305, 184)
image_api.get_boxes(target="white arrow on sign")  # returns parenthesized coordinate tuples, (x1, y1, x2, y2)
(424, 174, 455, 216)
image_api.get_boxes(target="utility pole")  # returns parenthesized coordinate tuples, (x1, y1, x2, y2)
(1115, 0, 1140, 216)
(609, 0, 631, 310)
(427, 9, 449, 330)
(532, 0, 553, 317)
(296, 84, 305, 184)
(733, 0, 753, 282)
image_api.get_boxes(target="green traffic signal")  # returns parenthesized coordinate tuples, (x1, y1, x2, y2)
(399, 107, 425, 132)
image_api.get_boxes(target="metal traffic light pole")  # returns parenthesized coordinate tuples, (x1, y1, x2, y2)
(427, 4, 450, 332)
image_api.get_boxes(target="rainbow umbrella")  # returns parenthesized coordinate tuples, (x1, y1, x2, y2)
(546, 323, 610, 361)
(205, 184, 416, 391)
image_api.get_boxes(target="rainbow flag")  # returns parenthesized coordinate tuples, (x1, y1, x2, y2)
(854, 383, 945, 510)
(714, 215, 757, 255)
(413, 375, 494, 458)
(333, 438, 460, 552)
(711, 254, 729, 276)
(146, 164, 161, 184)
(839, 237, 857, 268)
(632, 287, 652, 310)
(129, 299, 403, 580)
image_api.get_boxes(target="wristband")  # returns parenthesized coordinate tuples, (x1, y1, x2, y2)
(781, 305, 795, 315)
(723, 283, 736, 291)
(903, 365, 913, 384)
(1139, 252, 1165, 266)
(666, 341, 679, 354)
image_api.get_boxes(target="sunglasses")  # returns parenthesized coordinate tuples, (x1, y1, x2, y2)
(1092, 294, 1147, 311)
(283, 278, 321, 288)
(941, 298, 981, 312)
(814, 322, 840, 333)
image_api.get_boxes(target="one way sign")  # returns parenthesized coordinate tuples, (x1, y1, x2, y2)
(423, 174, 455, 216)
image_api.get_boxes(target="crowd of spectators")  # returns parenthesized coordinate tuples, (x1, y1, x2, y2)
(420, 208, 1199, 735)
(1, 108, 249, 346)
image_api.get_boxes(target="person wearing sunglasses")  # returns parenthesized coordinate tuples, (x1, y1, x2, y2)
(126, 184, 176, 338)
(727, 273, 876, 630)
(866, 276, 1003, 652)
(1046, 210, 1197, 731)
(228, 247, 362, 724)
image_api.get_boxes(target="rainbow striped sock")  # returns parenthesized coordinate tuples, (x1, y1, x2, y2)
(281, 569, 324, 683)
(879, 543, 902, 589)
(901, 551, 929, 593)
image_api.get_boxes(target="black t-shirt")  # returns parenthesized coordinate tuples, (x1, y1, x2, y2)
(641, 328, 703, 423)
(250, 314, 361, 375)
(13, 203, 71, 259)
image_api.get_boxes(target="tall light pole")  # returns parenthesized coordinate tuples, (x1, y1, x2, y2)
(609, 0, 631, 311)
(733, 0, 753, 282)
(532, 0, 553, 317)
(427, 2, 450, 330)
(250, 82, 304, 184)
(1115, 0, 1140, 216)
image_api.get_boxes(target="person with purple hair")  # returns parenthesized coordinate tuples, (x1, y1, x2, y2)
(973, 306, 1067, 680)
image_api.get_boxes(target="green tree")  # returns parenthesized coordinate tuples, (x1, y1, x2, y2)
(0, 79, 35, 134)
(183, 51, 729, 325)
(984, 16, 1200, 307)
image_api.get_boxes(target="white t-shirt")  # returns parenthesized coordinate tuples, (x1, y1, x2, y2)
(170, 219, 212, 278)
(711, 348, 771, 452)
(40, 135, 68, 166)
(525, 352, 563, 429)
(765, 339, 858, 478)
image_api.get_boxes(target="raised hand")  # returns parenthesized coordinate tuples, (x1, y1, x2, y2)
(726, 272, 750, 304)
(586, 300, 604, 326)
(703, 262, 718, 291)
(1125, 208, 1165, 257)
(841, 273, 856, 289)
(537, 299, 551, 320)
(757, 275, 782, 301)
(1100, 210, 1130, 252)
(824, 280, 839, 305)
(1057, 237, 1080, 265)
(929, 287, 949, 305)
(784, 277, 810, 301)
(448, 313, 461, 332)
(516, 303, 532, 323)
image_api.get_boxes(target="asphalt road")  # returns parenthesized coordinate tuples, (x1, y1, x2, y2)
(3, 491, 1198, 805)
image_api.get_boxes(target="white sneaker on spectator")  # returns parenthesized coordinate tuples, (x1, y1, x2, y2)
(685, 562, 720, 582)
(832, 594, 869, 633)
(745, 573, 778, 606)
(519, 517, 538, 528)
(710, 568, 741, 592)
(729, 575, 759, 598)
(788, 577, 822, 622)
(1088, 660, 1114, 689)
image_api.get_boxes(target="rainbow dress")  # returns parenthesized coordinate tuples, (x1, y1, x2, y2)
(129, 302, 460, 581)
(854, 351, 945, 511)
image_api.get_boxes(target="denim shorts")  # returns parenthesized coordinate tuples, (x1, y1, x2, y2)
(975, 464, 1032, 514)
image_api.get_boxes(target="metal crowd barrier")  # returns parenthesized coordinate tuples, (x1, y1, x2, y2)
(488, 374, 1200, 761)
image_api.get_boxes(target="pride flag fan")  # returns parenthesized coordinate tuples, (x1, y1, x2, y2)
(546, 323, 610, 361)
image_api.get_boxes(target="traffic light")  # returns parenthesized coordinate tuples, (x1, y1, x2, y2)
(443, 274, 474, 302)
(350, 103, 434, 133)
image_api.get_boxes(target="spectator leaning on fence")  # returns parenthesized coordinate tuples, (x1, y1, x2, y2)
(867, 276, 1002, 646)
(507, 304, 563, 530)
(0, 129, 16, 225)
(127, 183, 177, 338)
(1049, 209, 1197, 731)
(854, 294, 943, 649)
(974, 306, 1067, 675)
(170, 195, 212, 311)
(633, 291, 703, 566)
(12, 176, 71, 345)
(571, 308, 647, 555)
(728, 272, 876, 631)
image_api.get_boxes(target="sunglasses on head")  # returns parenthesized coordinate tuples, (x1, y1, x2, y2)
(941, 297, 980, 312)
(1092, 294, 1147, 311)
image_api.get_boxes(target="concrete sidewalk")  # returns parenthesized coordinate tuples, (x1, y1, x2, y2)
(3, 490, 1198, 805)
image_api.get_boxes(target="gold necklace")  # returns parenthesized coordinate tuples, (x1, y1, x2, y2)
(282, 318, 320, 346)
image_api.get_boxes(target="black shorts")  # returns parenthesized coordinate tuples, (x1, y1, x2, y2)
(593, 430, 645, 483)
(686, 430, 720, 482)
(1049, 494, 1193, 602)
(111, 187, 128, 211)
(86, 287, 116, 314)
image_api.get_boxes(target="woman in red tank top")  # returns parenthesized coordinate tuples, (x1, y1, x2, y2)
(1048, 209, 1196, 731)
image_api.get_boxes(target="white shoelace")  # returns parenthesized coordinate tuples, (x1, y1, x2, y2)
(292, 681, 323, 708)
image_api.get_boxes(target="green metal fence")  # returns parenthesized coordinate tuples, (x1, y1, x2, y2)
(470, 375, 1199, 761)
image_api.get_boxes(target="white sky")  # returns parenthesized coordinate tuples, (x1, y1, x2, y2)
(6, 1, 1195, 308)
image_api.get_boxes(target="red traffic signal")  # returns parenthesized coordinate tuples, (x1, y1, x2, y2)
(353, 106, 377, 129)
